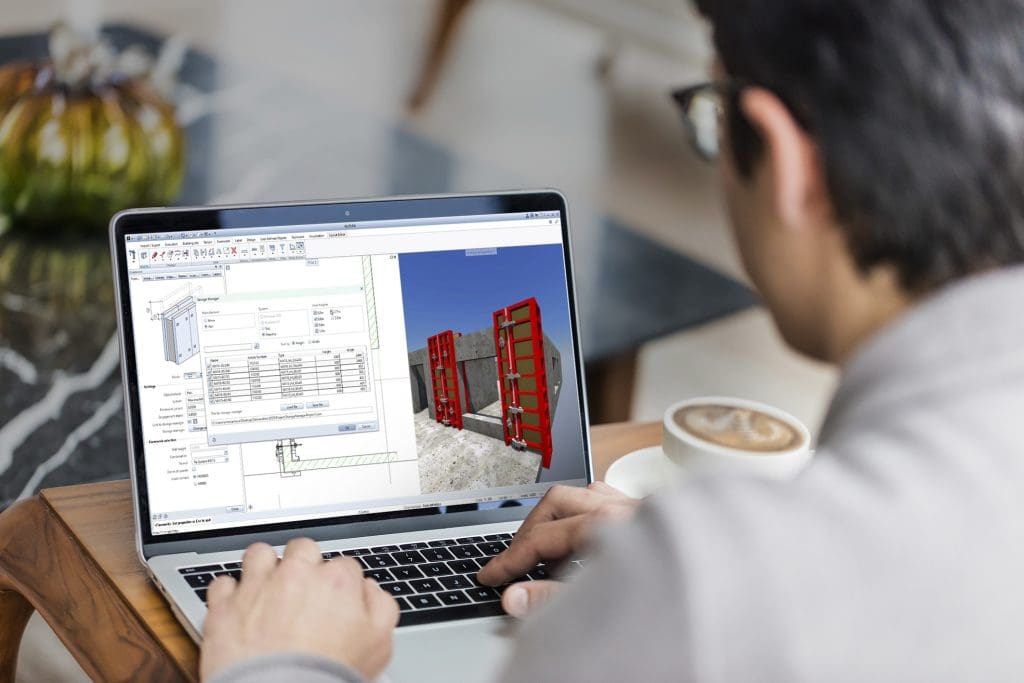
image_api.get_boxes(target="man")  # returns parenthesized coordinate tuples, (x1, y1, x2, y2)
(201, 1, 1024, 680)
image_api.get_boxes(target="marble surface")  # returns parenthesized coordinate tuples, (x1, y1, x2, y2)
(0, 24, 755, 507)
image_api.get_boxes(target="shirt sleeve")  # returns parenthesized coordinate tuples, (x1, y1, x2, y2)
(207, 652, 368, 683)
(496, 497, 696, 683)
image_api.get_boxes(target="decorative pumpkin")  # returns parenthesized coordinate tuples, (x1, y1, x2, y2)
(0, 24, 184, 237)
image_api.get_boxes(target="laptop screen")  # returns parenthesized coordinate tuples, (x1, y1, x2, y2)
(122, 208, 588, 536)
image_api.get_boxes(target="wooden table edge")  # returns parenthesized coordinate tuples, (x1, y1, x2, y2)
(0, 493, 192, 682)
(40, 486, 196, 680)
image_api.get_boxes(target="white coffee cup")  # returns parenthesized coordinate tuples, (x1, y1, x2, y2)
(662, 396, 812, 480)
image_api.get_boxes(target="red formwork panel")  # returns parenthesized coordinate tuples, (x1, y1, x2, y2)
(428, 330, 463, 429)
(493, 297, 553, 468)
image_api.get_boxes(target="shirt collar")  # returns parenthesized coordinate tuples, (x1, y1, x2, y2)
(819, 265, 1024, 441)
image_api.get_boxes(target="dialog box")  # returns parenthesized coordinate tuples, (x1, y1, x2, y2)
(197, 283, 380, 445)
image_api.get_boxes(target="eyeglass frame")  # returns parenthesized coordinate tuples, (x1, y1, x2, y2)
(670, 80, 748, 163)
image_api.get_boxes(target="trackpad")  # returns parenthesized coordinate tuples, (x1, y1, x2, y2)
(384, 618, 516, 683)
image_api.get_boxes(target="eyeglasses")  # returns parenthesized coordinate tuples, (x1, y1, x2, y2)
(671, 81, 741, 163)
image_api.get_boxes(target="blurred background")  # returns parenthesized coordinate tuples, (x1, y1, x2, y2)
(1, 1, 836, 679)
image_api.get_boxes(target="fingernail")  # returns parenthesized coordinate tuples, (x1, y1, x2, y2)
(505, 585, 529, 618)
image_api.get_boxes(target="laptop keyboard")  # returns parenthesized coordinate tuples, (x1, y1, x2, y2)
(177, 532, 561, 627)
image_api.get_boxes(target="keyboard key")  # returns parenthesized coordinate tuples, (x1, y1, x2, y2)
(467, 586, 501, 603)
(391, 551, 425, 566)
(399, 542, 429, 550)
(484, 533, 513, 541)
(527, 566, 549, 580)
(342, 548, 371, 557)
(184, 573, 215, 588)
(362, 554, 397, 568)
(564, 559, 586, 574)
(322, 551, 341, 560)
(391, 566, 424, 581)
(410, 578, 443, 593)
(428, 539, 458, 547)
(476, 543, 505, 557)
(455, 536, 485, 544)
(214, 570, 242, 581)
(380, 581, 414, 597)
(371, 545, 401, 553)
(195, 588, 208, 603)
(472, 558, 490, 570)
(364, 568, 394, 583)
(421, 547, 454, 562)
(447, 560, 477, 574)
(398, 601, 504, 627)
(450, 544, 482, 559)
(395, 597, 413, 612)
(408, 593, 442, 610)
(179, 564, 222, 575)
(421, 562, 453, 577)
(223, 562, 243, 570)
(437, 590, 471, 606)
(439, 575, 472, 590)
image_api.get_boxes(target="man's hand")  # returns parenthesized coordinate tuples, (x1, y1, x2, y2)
(200, 537, 399, 682)
(477, 482, 638, 618)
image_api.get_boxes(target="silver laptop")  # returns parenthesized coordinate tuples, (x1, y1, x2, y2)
(109, 190, 593, 682)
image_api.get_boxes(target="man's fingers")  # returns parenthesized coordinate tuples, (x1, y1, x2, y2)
(282, 537, 321, 566)
(477, 515, 589, 586)
(591, 499, 639, 524)
(478, 495, 636, 586)
(586, 481, 634, 499)
(364, 577, 401, 628)
(241, 542, 279, 585)
(513, 484, 613, 540)
(206, 574, 237, 608)
(502, 580, 562, 618)
(201, 540, 399, 683)
(321, 555, 365, 588)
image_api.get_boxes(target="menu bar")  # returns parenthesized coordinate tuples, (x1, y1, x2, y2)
(124, 211, 561, 242)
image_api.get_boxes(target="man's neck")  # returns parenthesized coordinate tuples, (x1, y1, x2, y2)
(829, 265, 915, 366)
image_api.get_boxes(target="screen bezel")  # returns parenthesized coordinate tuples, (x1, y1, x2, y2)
(109, 190, 593, 559)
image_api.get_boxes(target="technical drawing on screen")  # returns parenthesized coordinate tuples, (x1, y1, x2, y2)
(123, 211, 588, 537)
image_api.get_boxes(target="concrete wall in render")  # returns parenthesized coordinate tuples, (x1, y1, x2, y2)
(408, 359, 430, 415)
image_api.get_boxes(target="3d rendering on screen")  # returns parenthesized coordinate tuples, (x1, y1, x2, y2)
(408, 297, 563, 493)
(160, 295, 200, 365)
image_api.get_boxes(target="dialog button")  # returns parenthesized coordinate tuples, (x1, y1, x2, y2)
(280, 402, 304, 411)
(306, 400, 329, 409)
(338, 424, 357, 433)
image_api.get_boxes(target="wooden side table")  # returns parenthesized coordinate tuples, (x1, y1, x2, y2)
(0, 422, 660, 682)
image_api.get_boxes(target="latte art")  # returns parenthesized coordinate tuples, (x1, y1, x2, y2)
(673, 404, 803, 453)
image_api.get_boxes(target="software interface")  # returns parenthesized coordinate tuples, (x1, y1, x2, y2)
(124, 211, 587, 535)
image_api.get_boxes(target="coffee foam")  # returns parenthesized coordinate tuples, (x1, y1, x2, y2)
(672, 404, 804, 453)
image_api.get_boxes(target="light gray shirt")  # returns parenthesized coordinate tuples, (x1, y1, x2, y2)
(212, 267, 1024, 683)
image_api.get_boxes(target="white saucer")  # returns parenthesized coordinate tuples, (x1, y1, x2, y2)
(605, 445, 687, 499)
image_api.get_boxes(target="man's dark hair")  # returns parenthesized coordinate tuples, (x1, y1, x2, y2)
(695, 0, 1024, 291)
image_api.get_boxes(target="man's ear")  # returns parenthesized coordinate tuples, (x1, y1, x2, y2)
(739, 88, 830, 233)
